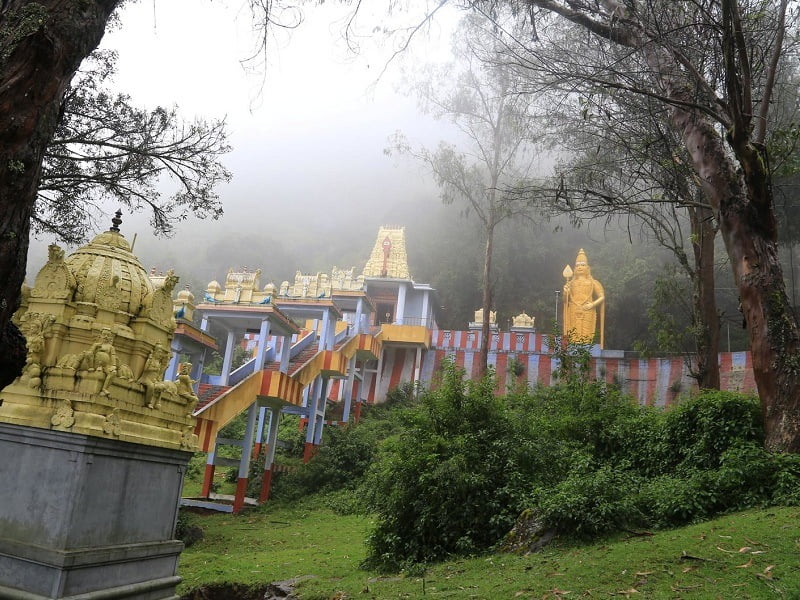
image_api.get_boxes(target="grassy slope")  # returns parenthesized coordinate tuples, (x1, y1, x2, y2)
(178, 504, 800, 599)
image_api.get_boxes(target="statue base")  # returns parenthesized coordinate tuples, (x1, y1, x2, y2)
(0, 423, 189, 599)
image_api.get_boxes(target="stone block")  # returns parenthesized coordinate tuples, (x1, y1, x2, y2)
(0, 423, 190, 599)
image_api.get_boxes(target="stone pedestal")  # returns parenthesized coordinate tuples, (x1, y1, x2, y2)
(0, 423, 189, 600)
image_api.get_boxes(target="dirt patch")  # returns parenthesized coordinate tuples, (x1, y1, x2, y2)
(180, 583, 273, 600)
(181, 577, 316, 600)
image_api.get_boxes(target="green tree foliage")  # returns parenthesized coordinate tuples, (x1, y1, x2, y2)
(482, 0, 800, 450)
(202, 346, 251, 376)
(38, 50, 230, 243)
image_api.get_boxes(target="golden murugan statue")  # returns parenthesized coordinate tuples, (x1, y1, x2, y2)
(562, 248, 605, 347)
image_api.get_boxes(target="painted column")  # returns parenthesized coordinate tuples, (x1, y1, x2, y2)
(304, 375, 326, 462)
(279, 334, 292, 373)
(325, 311, 336, 350)
(313, 378, 329, 445)
(375, 350, 384, 403)
(259, 407, 281, 502)
(220, 329, 236, 386)
(319, 311, 330, 351)
(253, 407, 267, 457)
(342, 355, 357, 423)
(233, 402, 258, 513)
(396, 283, 407, 324)
(201, 439, 217, 498)
(303, 377, 319, 462)
(355, 297, 364, 334)
(414, 346, 423, 390)
(165, 350, 180, 382)
(421, 289, 430, 328)
(191, 350, 206, 393)
(255, 318, 271, 370)
(353, 363, 364, 423)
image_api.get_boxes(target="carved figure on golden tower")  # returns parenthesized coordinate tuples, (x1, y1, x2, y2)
(0, 211, 198, 451)
(562, 248, 605, 347)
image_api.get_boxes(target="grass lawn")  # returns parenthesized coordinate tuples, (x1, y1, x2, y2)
(178, 504, 800, 599)
(177, 503, 371, 595)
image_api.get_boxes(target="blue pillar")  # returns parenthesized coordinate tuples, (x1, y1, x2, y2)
(396, 283, 407, 324)
(342, 355, 357, 423)
(355, 297, 364, 334)
(319, 311, 330, 351)
(220, 330, 235, 386)
(255, 318, 271, 370)
(279, 334, 291, 373)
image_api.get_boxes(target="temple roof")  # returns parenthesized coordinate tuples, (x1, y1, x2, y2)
(65, 228, 155, 317)
(362, 226, 411, 280)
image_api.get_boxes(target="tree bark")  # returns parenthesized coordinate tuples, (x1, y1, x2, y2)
(689, 203, 721, 389)
(478, 225, 494, 378)
(0, 0, 119, 386)
(675, 106, 800, 452)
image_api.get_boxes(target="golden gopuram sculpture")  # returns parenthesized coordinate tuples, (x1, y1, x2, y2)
(0, 211, 198, 450)
(562, 248, 605, 347)
(363, 226, 411, 279)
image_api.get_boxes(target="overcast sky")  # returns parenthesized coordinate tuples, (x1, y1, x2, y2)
(29, 0, 461, 280)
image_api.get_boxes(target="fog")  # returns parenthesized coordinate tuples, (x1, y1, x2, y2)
(28, 0, 460, 286)
(25, 1, 696, 344)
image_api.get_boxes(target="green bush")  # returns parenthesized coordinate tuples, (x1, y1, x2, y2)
(661, 391, 763, 471)
(185, 452, 207, 480)
(636, 471, 713, 526)
(270, 424, 378, 502)
(266, 396, 409, 506)
(274, 415, 306, 459)
(534, 460, 643, 538)
(175, 509, 204, 547)
(362, 361, 537, 570)
(360, 354, 795, 568)
(772, 452, 800, 505)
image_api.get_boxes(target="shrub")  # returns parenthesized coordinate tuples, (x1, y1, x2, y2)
(661, 391, 763, 471)
(274, 414, 306, 459)
(637, 471, 716, 527)
(270, 423, 380, 502)
(534, 461, 644, 538)
(361, 360, 785, 561)
(772, 452, 800, 505)
(185, 452, 207, 480)
(362, 360, 536, 570)
(266, 396, 409, 505)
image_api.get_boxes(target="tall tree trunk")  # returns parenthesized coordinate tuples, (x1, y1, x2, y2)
(0, 0, 119, 386)
(522, 0, 800, 450)
(478, 225, 494, 377)
(643, 27, 800, 450)
(689, 203, 721, 389)
(676, 111, 800, 452)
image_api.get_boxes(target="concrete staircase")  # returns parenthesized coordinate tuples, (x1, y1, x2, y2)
(195, 383, 232, 411)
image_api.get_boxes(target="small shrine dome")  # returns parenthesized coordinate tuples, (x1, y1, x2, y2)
(64, 211, 153, 315)
(207, 280, 221, 293)
(177, 285, 195, 303)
